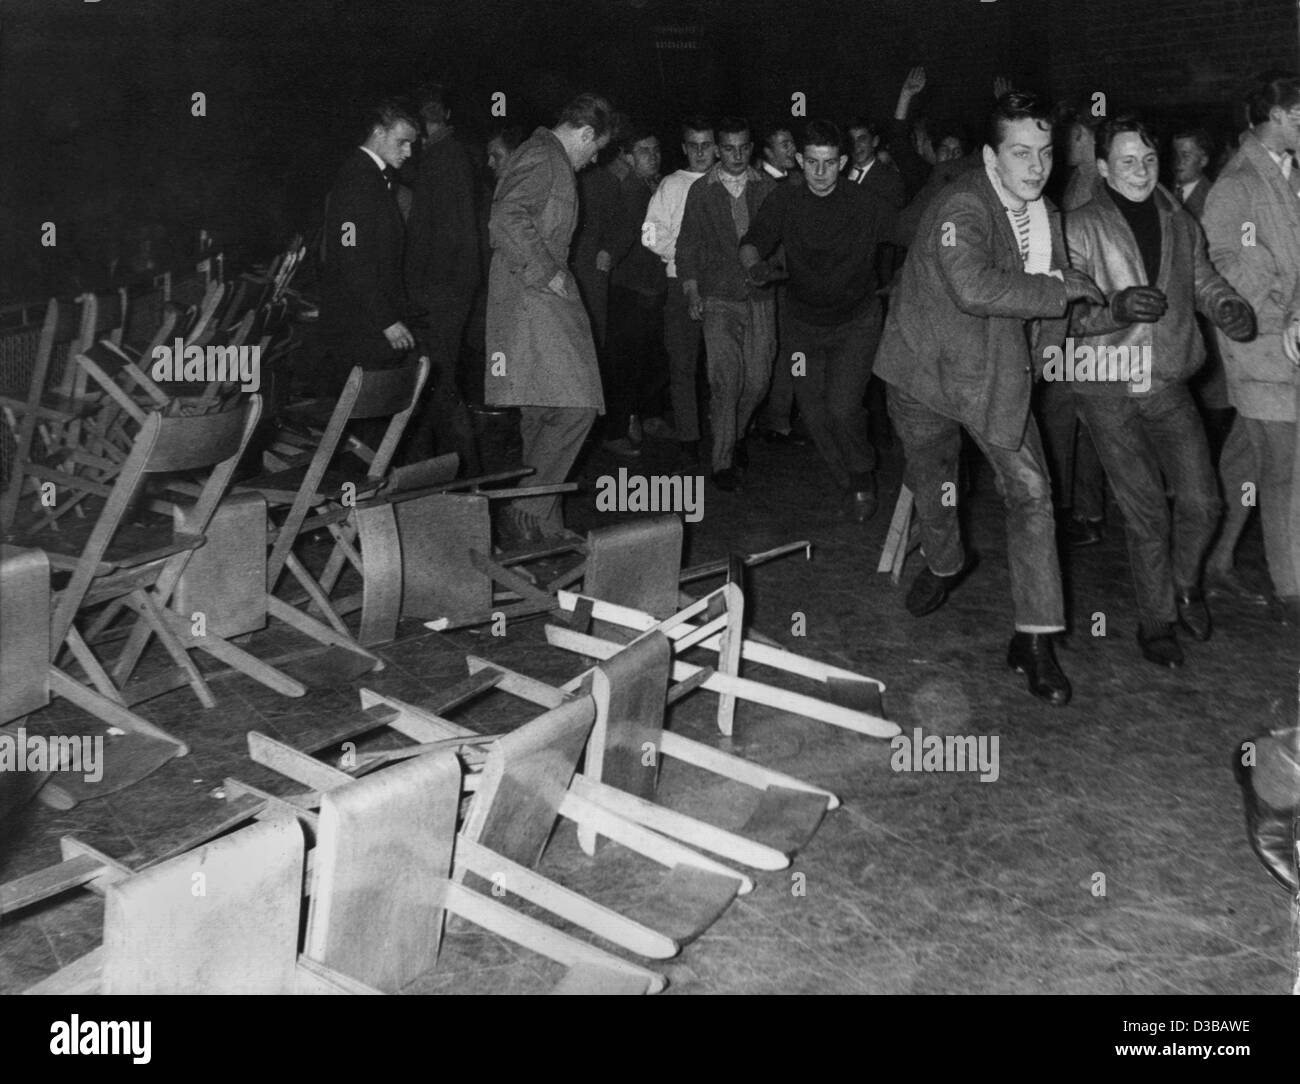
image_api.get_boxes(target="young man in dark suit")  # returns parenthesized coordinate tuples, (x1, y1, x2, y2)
(319, 99, 420, 392)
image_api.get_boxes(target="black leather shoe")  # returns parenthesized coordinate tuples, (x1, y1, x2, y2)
(1204, 566, 1269, 605)
(1006, 632, 1072, 706)
(1175, 586, 1212, 642)
(1232, 736, 1300, 894)
(1066, 515, 1104, 548)
(905, 559, 969, 617)
(843, 478, 878, 523)
(712, 467, 741, 492)
(1137, 622, 1184, 668)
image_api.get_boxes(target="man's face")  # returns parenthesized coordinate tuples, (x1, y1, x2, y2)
(848, 126, 878, 168)
(718, 130, 753, 177)
(487, 137, 510, 178)
(629, 136, 661, 179)
(764, 129, 796, 172)
(796, 143, 847, 196)
(682, 129, 717, 173)
(1098, 131, 1159, 202)
(372, 120, 419, 169)
(1272, 104, 1300, 153)
(568, 127, 609, 171)
(423, 102, 450, 140)
(936, 136, 964, 163)
(1068, 124, 1094, 168)
(984, 117, 1053, 205)
(1172, 137, 1208, 186)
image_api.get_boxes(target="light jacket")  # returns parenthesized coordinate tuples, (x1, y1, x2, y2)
(676, 165, 776, 302)
(874, 166, 1070, 449)
(1201, 130, 1300, 422)
(1065, 178, 1241, 396)
(486, 127, 603, 411)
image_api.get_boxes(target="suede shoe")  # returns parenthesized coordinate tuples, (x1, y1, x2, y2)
(1006, 632, 1072, 706)
(1137, 622, 1184, 668)
(1175, 586, 1212, 642)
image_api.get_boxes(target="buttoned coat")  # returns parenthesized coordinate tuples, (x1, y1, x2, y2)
(676, 165, 776, 302)
(1201, 130, 1300, 422)
(486, 127, 604, 411)
(874, 166, 1071, 449)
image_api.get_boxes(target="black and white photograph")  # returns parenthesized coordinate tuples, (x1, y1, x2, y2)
(0, 0, 1297, 1038)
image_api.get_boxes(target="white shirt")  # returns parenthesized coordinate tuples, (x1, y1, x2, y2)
(642, 168, 707, 278)
(1178, 178, 1201, 203)
(849, 159, 876, 184)
(761, 160, 787, 181)
(1265, 145, 1293, 180)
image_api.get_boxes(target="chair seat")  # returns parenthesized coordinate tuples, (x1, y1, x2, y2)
(21, 518, 204, 577)
(239, 464, 382, 507)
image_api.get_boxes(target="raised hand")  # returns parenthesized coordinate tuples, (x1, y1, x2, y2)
(902, 66, 926, 97)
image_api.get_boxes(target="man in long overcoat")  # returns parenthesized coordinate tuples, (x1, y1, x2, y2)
(486, 93, 614, 542)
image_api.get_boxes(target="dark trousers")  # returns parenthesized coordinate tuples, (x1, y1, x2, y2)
(888, 385, 1065, 632)
(604, 286, 667, 440)
(783, 304, 881, 490)
(1038, 377, 1105, 521)
(573, 263, 610, 350)
(663, 282, 704, 441)
(405, 292, 481, 474)
(1074, 383, 1222, 626)
(759, 284, 794, 433)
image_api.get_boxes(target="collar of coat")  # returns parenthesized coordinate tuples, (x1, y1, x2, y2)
(704, 163, 764, 186)
(1233, 129, 1300, 195)
(961, 166, 1062, 267)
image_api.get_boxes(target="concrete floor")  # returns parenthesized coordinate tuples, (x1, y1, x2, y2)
(1, 428, 1296, 994)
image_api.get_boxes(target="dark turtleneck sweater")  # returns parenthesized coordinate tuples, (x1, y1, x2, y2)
(1109, 186, 1162, 285)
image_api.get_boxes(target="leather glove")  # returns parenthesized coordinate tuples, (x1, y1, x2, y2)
(1111, 285, 1167, 323)
(1213, 295, 1256, 342)
(1062, 268, 1105, 306)
(746, 260, 784, 287)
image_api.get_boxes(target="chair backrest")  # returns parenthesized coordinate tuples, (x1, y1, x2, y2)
(306, 749, 459, 991)
(263, 356, 428, 585)
(459, 696, 595, 870)
(47, 395, 262, 646)
(589, 631, 671, 800)
(584, 515, 683, 620)
(102, 816, 304, 994)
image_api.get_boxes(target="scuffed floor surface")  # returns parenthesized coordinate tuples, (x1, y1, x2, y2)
(2, 432, 1296, 994)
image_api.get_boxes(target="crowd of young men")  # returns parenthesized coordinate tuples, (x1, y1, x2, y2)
(320, 72, 1300, 708)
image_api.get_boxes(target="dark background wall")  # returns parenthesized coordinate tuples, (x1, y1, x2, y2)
(1, 0, 1296, 299)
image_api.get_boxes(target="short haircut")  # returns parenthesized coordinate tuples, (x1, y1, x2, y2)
(364, 98, 420, 137)
(761, 120, 794, 148)
(680, 114, 715, 141)
(800, 119, 844, 155)
(716, 115, 751, 141)
(415, 82, 449, 124)
(1171, 126, 1213, 158)
(620, 124, 659, 155)
(931, 120, 970, 155)
(1245, 71, 1300, 125)
(846, 116, 883, 139)
(1095, 113, 1159, 161)
(488, 124, 524, 154)
(985, 91, 1054, 151)
(558, 92, 616, 139)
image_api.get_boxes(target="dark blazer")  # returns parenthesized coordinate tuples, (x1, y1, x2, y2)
(404, 134, 481, 302)
(676, 165, 776, 302)
(320, 148, 408, 371)
(1179, 177, 1209, 220)
(875, 166, 1071, 449)
(850, 159, 906, 211)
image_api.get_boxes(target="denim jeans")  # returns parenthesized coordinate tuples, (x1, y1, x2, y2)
(1037, 377, 1105, 521)
(783, 303, 881, 490)
(887, 386, 1065, 632)
(702, 297, 776, 471)
(1074, 383, 1222, 625)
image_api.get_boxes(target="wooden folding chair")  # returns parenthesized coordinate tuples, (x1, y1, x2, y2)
(26, 817, 379, 995)
(349, 686, 752, 955)
(877, 484, 920, 584)
(546, 581, 899, 740)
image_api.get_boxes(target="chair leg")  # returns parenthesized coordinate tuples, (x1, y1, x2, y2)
(265, 595, 383, 668)
(63, 626, 127, 705)
(133, 591, 217, 709)
(48, 666, 188, 754)
(283, 552, 352, 639)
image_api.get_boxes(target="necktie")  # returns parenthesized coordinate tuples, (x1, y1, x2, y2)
(382, 167, 396, 191)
